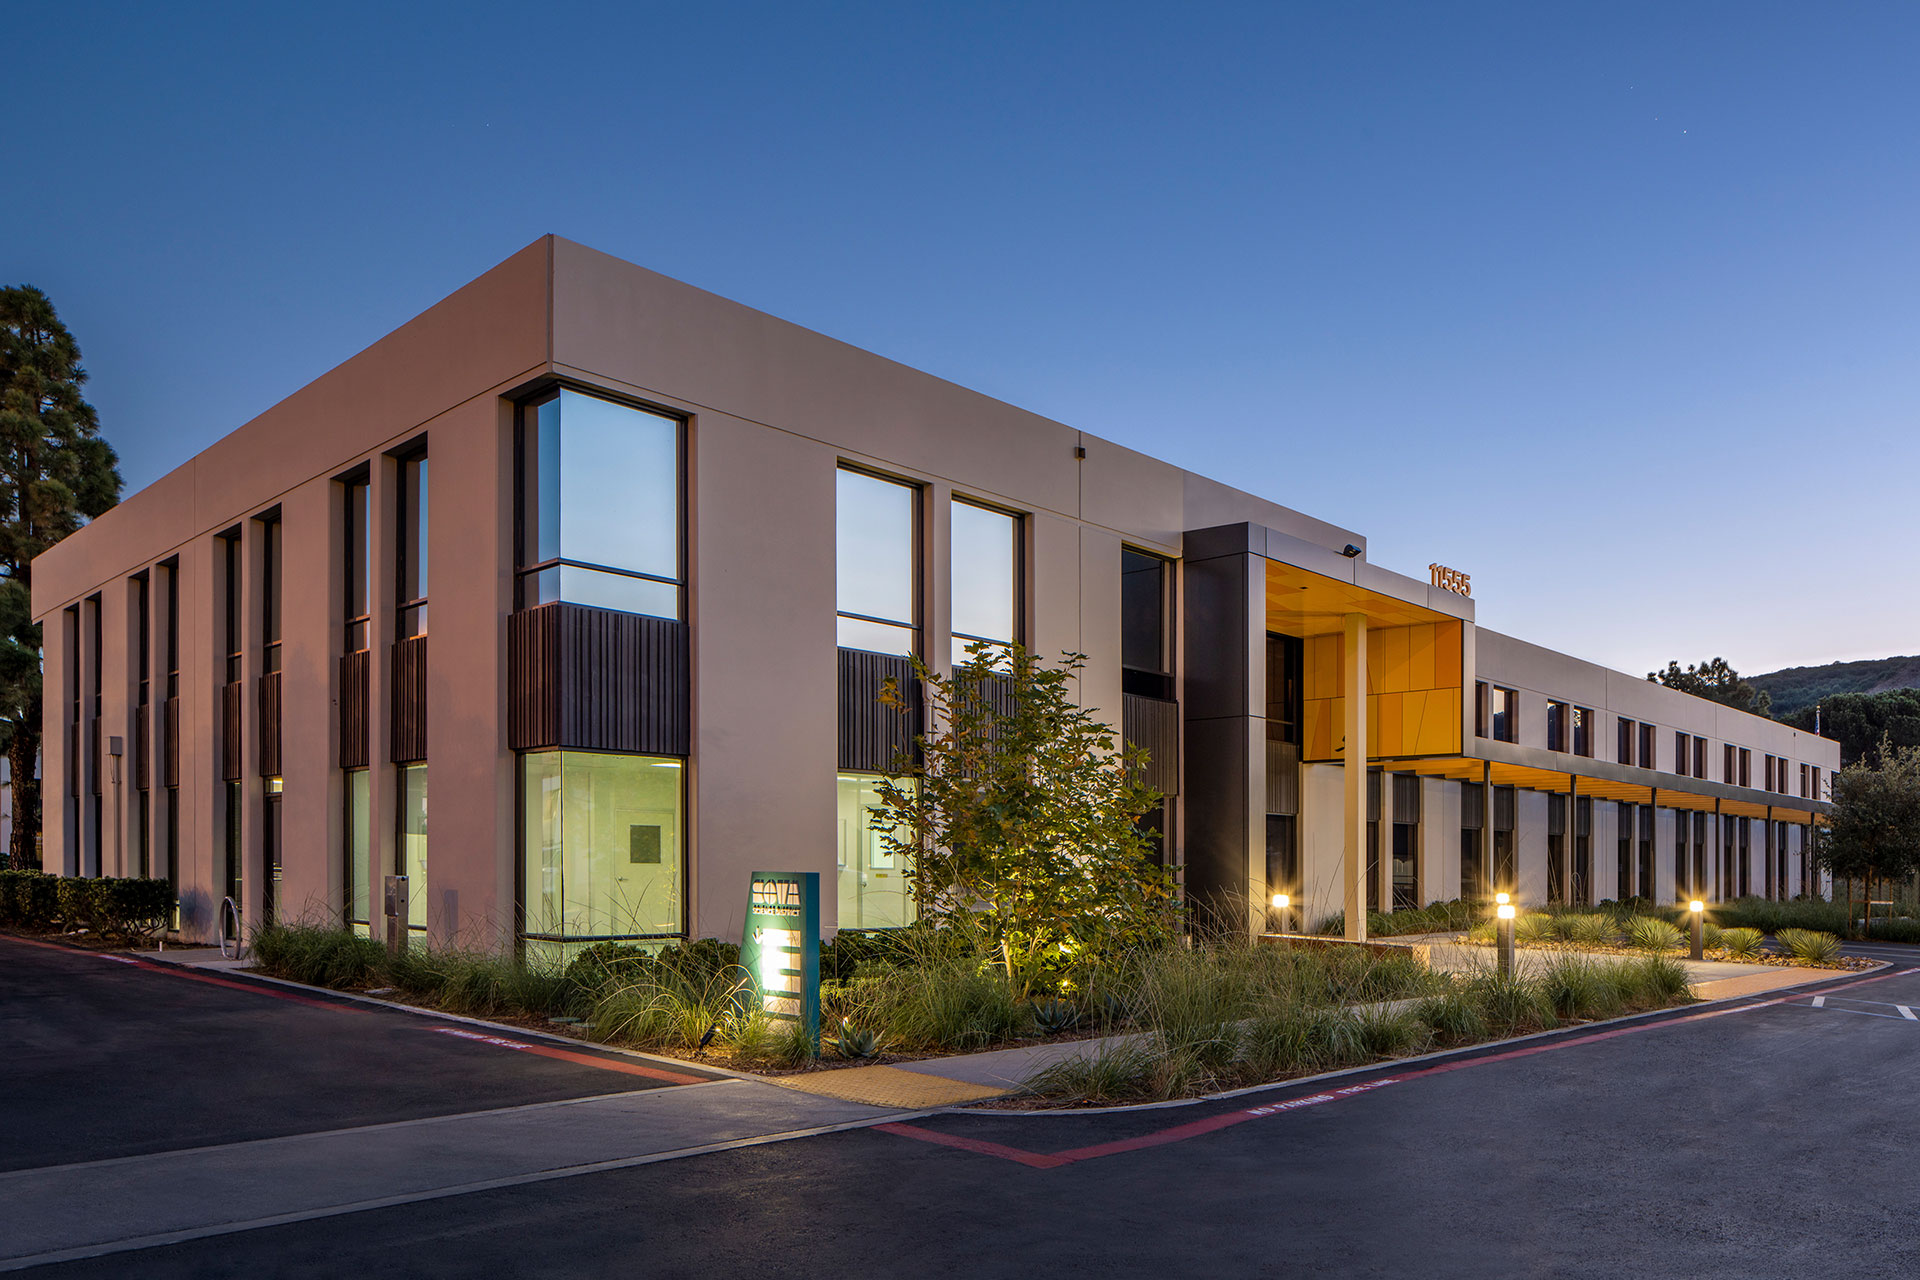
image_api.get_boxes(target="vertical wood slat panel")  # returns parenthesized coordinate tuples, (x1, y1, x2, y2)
(390, 635, 428, 764)
(257, 671, 282, 777)
(507, 603, 687, 755)
(134, 703, 149, 791)
(220, 683, 242, 781)
(1123, 693, 1181, 796)
(837, 648, 919, 773)
(162, 697, 180, 789)
(338, 650, 370, 769)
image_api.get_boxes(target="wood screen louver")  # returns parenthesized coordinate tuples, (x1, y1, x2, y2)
(508, 603, 688, 756)
(838, 648, 919, 773)
(1124, 693, 1180, 796)
(220, 683, 242, 782)
(338, 650, 370, 769)
(257, 671, 282, 777)
(391, 635, 428, 764)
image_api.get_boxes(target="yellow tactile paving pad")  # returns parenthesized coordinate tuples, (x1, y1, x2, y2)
(768, 1064, 1007, 1108)
(1694, 968, 1864, 1001)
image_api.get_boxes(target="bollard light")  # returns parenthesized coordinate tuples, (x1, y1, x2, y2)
(1689, 900, 1704, 914)
(1272, 893, 1290, 909)
(1495, 902, 1517, 976)
(1688, 899, 1705, 960)
(1495, 891, 1510, 906)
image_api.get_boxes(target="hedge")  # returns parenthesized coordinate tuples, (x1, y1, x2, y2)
(0, 870, 173, 938)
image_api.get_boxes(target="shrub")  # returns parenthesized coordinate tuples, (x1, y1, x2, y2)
(1719, 927, 1765, 960)
(1416, 988, 1487, 1042)
(1466, 970, 1558, 1036)
(1615, 955, 1693, 1006)
(1627, 917, 1686, 953)
(0, 870, 61, 928)
(863, 954, 1027, 1051)
(1350, 1005, 1430, 1058)
(1514, 913, 1556, 945)
(1868, 918, 1920, 944)
(55, 878, 93, 929)
(1565, 914, 1616, 947)
(252, 923, 383, 987)
(1714, 896, 1847, 935)
(1539, 954, 1624, 1021)
(1777, 928, 1843, 964)
(1025, 1041, 1162, 1105)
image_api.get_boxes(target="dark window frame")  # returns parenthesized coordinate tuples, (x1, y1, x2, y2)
(949, 495, 1026, 656)
(1121, 547, 1176, 701)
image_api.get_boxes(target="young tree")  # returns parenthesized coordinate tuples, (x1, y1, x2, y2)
(1647, 657, 1772, 717)
(870, 643, 1177, 994)
(0, 287, 121, 869)
(1817, 738, 1920, 936)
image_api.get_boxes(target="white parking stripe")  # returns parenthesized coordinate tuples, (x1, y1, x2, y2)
(1898, 1006, 1917, 1021)
(1811, 996, 1825, 1008)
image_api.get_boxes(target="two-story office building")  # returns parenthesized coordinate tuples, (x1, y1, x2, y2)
(32, 237, 1838, 948)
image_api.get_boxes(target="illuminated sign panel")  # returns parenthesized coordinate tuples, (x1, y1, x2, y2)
(740, 871, 820, 1050)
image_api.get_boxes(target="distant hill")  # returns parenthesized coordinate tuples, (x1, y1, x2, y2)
(1751, 655, 1920, 718)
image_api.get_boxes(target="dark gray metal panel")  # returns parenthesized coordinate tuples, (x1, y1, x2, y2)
(507, 603, 689, 756)
(338, 651, 370, 769)
(1182, 714, 1252, 934)
(390, 636, 428, 764)
(838, 648, 918, 773)
(1181, 551, 1254, 724)
(1181, 523, 1263, 561)
(1124, 693, 1180, 796)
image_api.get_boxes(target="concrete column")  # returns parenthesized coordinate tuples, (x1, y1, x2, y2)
(1343, 612, 1366, 942)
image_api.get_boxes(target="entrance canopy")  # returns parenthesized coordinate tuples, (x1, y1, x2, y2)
(1373, 755, 1825, 823)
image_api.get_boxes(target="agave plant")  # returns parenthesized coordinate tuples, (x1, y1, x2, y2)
(1515, 913, 1556, 945)
(1029, 997, 1083, 1035)
(1565, 914, 1616, 947)
(1777, 928, 1843, 965)
(828, 1017, 882, 1060)
(1719, 927, 1765, 960)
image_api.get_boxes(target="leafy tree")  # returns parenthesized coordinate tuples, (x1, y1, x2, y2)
(870, 642, 1178, 995)
(1647, 657, 1772, 717)
(1779, 689, 1920, 768)
(0, 287, 121, 869)
(1816, 738, 1920, 936)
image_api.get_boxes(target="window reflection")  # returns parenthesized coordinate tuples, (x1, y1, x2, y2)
(518, 389, 682, 620)
(836, 468, 917, 655)
(950, 500, 1018, 665)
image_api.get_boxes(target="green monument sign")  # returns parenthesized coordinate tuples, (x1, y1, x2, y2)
(740, 871, 820, 1051)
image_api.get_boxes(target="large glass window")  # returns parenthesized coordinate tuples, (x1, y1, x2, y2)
(398, 763, 428, 932)
(398, 453, 428, 638)
(1489, 687, 1516, 743)
(344, 474, 370, 651)
(836, 468, 918, 655)
(346, 769, 370, 936)
(1121, 549, 1173, 700)
(519, 389, 682, 619)
(950, 499, 1019, 665)
(837, 773, 914, 930)
(261, 513, 282, 672)
(521, 752, 684, 950)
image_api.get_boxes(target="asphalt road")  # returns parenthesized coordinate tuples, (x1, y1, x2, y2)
(7, 934, 1920, 1278)
(0, 935, 718, 1171)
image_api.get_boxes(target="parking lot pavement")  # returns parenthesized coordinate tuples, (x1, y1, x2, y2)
(0, 935, 722, 1171)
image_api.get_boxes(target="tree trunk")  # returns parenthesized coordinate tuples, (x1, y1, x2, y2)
(7, 707, 39, 870)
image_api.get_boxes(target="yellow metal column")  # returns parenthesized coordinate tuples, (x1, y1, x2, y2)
(1344, 613, 1367, 942)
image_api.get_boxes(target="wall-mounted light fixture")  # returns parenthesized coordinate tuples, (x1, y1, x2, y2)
(1341, 544, 1362, 558)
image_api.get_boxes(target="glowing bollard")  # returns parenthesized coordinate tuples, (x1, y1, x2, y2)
(1689, 899, 1705, 961)
(1495, 892, 1516, 977)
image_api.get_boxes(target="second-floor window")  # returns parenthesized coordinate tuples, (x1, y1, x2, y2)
(221, 530, 242, 684)
(1572, 706, 1592, 757)
(344, 474, 370, 652)
(1121, 549, 1174, 700)
(397, 452, 428, 638)
(836, 467, 918, 655)
(1618, 717, 1636, 765)
(1547, 700, 1569, 752)
(1490, 687, 1516, 742)
(261, 513, 282, 673)
(518, 389, 683, 620)
(950, 499, 1020, 664)
(1692, 735, 1706, 780)
(1675, 730, 1689, 777)
(1640, 722, 1655, 771)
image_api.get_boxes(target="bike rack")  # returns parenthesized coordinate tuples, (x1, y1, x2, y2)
(217, 896, 243, 960)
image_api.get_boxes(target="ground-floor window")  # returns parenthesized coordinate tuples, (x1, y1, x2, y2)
(520, 752, 684, 954)
(1674, 811, 1691, 902)
(1738, 818, 1752, 897)
(345, 769, 370, 937)
(135, 788, 150, 879)
(1390, 774, 1419, 912)
(1547, 794, 1566, 904)
(398, 763, 428, 932)
(837, 773, 913, 930)
(223, 780, 242, 906)
(1617, 801, 1634, 901)
(1572, 797, 1592, 906)
(1491, 786, 1515, 896)
(1460, 782, 1485, 900)
(1266, 813, 1298, 903)
(164, 787, 179, 929)
(1637, 805, 1654, 902)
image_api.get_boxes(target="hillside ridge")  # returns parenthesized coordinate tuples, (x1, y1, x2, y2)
(1751, 655, 1920, 717)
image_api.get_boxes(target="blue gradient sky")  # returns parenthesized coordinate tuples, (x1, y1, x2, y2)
(8, 2, 1915, 676)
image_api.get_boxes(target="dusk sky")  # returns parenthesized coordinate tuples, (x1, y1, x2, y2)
(10, 2, 1916, 677)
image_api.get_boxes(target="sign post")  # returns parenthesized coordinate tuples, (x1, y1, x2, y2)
(740, 872, 820, 1053)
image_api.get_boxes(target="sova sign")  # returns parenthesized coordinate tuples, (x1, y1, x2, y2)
(740, 871, 820, 1051)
